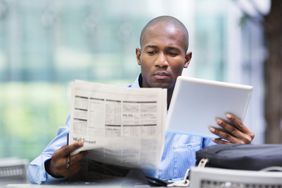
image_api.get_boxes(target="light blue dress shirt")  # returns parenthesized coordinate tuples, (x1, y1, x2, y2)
(28, 75, 214, 184)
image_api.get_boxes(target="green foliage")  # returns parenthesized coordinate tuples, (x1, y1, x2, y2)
(0, 83, 69, 160)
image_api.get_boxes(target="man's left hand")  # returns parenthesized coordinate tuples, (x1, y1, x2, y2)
(209, 113, 255, 144)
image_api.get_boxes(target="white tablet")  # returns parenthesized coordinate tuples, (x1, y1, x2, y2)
(166, 76, 253, 138)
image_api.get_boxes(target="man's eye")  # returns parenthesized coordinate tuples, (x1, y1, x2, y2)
(147, 51, 157, 55)
(168, 52, 178, 57)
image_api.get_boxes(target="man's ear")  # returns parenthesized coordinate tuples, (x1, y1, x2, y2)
(136, 48, 142, 65)
(184, 52, 192, 68)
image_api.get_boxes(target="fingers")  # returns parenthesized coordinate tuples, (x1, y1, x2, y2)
(57, 140, 84, 158)
(69, 151, 88, 165)
(226, 113, 255, 140)
(66, 163, 81, 178)
(209, 113, 255, 144)
(216, 118, 251, 143)
(212, 138, 231, 145)
(63, 151, 88, 178)
(48, 141, 86, 178)
(209, 126, 243, 144)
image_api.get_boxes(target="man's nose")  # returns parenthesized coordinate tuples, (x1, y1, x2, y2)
(155, 53, 168, 67)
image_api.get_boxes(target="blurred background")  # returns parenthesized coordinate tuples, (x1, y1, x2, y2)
(0, 0, 281, 162)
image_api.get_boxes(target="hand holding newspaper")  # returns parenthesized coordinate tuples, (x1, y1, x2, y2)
(69, 80, 167, 172)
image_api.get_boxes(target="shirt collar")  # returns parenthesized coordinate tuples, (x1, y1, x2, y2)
(128, 74, 142, 88)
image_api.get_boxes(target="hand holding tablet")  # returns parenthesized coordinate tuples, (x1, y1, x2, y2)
(166, 76, 253, 140)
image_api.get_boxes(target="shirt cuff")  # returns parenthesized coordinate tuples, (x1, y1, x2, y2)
(28, 156, 64, 184)
(43, 159, 65, 183)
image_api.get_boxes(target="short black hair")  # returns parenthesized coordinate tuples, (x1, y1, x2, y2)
(139, 16, 189, 52)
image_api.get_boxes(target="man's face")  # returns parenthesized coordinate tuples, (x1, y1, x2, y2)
(136, 23, 192, 89)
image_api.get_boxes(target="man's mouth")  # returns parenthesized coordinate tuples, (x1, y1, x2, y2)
(153, 71, 170, 80)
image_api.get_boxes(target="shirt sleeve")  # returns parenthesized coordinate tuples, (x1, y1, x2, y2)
(27, 115, 71, 184)
(202, 137, 216, 148)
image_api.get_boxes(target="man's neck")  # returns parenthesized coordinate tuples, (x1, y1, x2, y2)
(138, 74, 173, 109)
(167, 88, 173, 110)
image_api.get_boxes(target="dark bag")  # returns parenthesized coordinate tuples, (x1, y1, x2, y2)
(196, 144, 282, 171)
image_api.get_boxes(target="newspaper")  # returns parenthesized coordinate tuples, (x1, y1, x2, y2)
(69, 80, 167, 172)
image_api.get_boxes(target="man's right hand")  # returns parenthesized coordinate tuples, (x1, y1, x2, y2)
(46, 140, 88, 179)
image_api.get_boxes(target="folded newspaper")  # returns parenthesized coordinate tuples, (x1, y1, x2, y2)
(69, 80, 167, 172)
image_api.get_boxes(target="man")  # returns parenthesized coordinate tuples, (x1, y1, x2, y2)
(28, 16, 254, 184)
